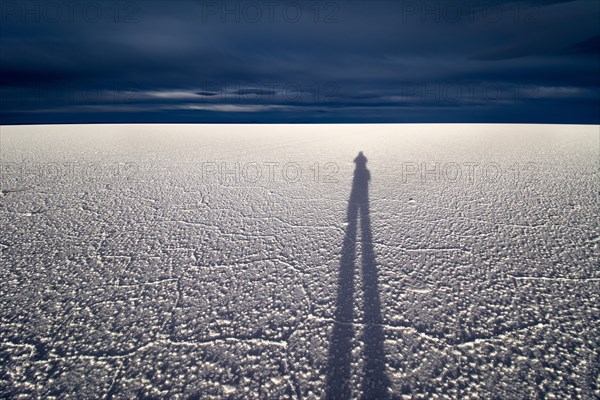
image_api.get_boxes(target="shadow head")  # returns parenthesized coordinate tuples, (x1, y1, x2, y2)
(354, 151, 368, 170)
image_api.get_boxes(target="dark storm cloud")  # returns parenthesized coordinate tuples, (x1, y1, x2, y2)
(0, 0, 598, 124)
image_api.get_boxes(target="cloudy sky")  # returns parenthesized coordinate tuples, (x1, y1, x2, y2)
(1, 0, 598, 124)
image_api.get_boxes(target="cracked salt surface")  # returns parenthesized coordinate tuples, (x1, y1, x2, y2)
(0, 124, 598, 399)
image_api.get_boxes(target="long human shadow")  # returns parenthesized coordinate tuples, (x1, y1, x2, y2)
(325, 152, 389, 400)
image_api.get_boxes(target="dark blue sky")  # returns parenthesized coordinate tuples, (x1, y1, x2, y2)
(1, 0, 598, 124)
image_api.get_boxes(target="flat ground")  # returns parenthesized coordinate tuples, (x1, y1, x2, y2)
(1, 124, 598, 399)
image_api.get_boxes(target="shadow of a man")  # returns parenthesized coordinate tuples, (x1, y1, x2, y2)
(325, 152, 389, 400)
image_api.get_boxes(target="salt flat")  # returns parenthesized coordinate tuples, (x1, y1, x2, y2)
(0, 124, 598, 399)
